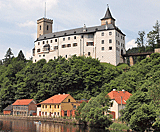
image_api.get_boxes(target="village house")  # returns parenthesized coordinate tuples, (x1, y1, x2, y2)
(12, 99, 37, 116)
(108, 89, 132, 119)
(39, 93, 79, 117)
(3, 105, 13, 115)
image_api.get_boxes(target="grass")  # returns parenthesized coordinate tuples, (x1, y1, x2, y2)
(107, 122, 130, 131)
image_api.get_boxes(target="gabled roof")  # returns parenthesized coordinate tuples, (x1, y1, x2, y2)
(12, 99, 34, 106)
(3, 105, 13, 111)
(40, 94, 70, 104)
(108, 90, 132, 104)
(101, 7, 115, 20)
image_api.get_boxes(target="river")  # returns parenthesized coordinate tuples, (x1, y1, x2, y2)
(0, 119, 108, 132)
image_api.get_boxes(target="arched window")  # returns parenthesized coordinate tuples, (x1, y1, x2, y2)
(40, 25, 41, 30)
(47, 25, 49, 30)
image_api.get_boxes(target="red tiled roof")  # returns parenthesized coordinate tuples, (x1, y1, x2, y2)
(12, 99, 34, 106)
(108, 91, 132, 104)
(40, 94, 70, 104)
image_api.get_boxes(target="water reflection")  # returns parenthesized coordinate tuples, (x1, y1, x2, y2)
(0, 119, 107, 132)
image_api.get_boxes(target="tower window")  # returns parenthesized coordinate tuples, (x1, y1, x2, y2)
(43, 41, 45, 44)
(65, 55, 67, 58)
(73, 43, 77, 47)
(109, 47, 112, 50)
(55, 39, 57, 42)
(74, 36, 76, 39)
(101, 40, 104, 44)
(38, 42, 40, 45)
(39, 55, 41, 57)
(109, 32, 112, 35)
(37, 49, 40, 52)
(109, 39, 112, 43)
(63, 38, 65, 41)
(40, 25, 41, 30)
(46, 41, 48, 44)
(101, 32, 104, 36)
(50, 40, 52, 43)
(88, 52, 91, 56)
(62, 44, 66, 48)
(68, 37, 70, 40)
(47, 25, 49, 30)
(102, 47, 104, 51)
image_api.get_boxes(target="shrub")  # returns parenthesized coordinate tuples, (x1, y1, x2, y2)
(108, 123, 130, 131)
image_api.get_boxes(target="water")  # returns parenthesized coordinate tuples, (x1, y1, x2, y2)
(0, 119, 107, 132)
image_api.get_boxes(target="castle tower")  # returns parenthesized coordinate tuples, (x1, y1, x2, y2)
(37, 18, 53, 38)
(101, 6, 115, 26)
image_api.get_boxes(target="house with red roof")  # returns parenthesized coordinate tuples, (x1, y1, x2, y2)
(39, 93, 79, 117)
(12, 99, 37, 116)
(108, 89, 132, 119)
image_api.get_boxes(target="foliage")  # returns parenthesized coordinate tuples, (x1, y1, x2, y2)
(108, 123, 130, 131)
(76, 92, 112, 128)
(17, 50, 26, 61)
(135, 31, 145, 47)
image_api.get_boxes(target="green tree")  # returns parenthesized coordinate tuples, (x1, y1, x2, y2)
(136, 31, 145, 47)
(3, 48, 14, 66)
(17, 50, 25, 61)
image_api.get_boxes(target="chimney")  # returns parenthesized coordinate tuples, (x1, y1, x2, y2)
(63, 93, 65, 95)
(58, 93, 60, 95)
(113, 89, 116, 91)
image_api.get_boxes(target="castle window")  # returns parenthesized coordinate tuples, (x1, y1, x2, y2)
(43, 41, 45, 44)
(88, 52, 91, 56)
(62, 44, 66, 48)
(39, 55, 41, 57)
(35, 59, 36, 62)
(67, 44, 71, 47)
(68, 37, 70, 40)
(109, 32, 112, 35)
(73, 43, 77, 47)
(55, 39, 57, 42)
(47, 25, 49, 30)
(65, 55, 67, 58)
(63, 38, 65, 41)
(74, 36, 76, 39)
(43, 55, 45, 57)
(40, 25, 41, 30)
(118, 34, 119, 37)
(50, 40, 52, 43)
(88, 34, 94, 38)
(86, 42, 94, 46)
(101, 32, 104, 36)
(54, 56, 56, 59)
(54, 46, 58, 50)
(81, 35, 83, 38)
(102, 47, 104, 51)
(46, 41, 48, 44)
(109, 47, 112, 50)
(123, 37, 124, 40)
(121, 36, 122, 39)
(37, 49, 40, 52)
(38, 42, 40, 45)
(54, 105, 56, 108)
(101, 40, 104, 44)
(109, 39, 112, 43)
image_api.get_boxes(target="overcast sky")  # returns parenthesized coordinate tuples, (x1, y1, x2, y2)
(0, 0, 160, 60)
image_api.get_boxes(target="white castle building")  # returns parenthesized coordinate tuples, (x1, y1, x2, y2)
(32, 7, 126, 66)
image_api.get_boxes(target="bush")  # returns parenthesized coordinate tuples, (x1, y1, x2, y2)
(108, 123, 130, 131)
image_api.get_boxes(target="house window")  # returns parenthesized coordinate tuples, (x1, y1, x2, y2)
(68, 37, 70, 40)
(88, 34, 94, 38)
(37, 49, 40, 52)
(54, 105, 56, 108)
(118, 34, 119, 37)
(62, 44, 66, 48)
(121, 36, 122, 39)
(55, 39, 57, 42)
(57, 105, 59, 108)
(109, 39, 112, 43)
(64, 111, 67, 116)
(109, 47, 112, 50)
(67, 44, 71, 47)
(66, 55, 67, 58)
(88, 52, 90, 56)
(109, 32, 112, 35)
(123, 37, 124, 40)
(63, 38, 65, 41)
(45, 105, 47, 108)
(102, 47, 104, 51)
(86, 42, 94, 46)
(68, 99, 70, 102)
(38, 42, 40, 45)
(73, 105, 76, 109)
(39, 55, 41, 57)
(74, 36, 76, 39)
(101, 32, 104, 36)
(47, 25, 49, 30)
(58, 112, 59, 115)
(54, 112, 56, 115)
(45, 112, 47, 115)
(54, 46, 58, 50)
(101, 40, 104, 44)
(50, 105, 51, 108)
(73, 43, 77, 47)
(50, 40, 52, 43)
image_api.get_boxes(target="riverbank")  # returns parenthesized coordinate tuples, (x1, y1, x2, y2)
(0, 115, 79, 125)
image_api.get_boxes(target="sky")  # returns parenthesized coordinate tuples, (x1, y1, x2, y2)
(0, 0, 160, 60)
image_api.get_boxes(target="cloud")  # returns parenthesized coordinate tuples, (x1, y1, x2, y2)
(126, 39, 137, 50)
(17, 21, 36, 28)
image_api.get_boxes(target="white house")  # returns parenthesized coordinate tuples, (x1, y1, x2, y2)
(108, 89, 132, 119)
(32, 6, 126, 66)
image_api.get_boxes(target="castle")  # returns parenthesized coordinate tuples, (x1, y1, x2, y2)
(32, 6, 126, 66)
